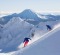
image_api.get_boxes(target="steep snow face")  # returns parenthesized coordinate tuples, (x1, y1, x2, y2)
(15, 24, 60, 55)
(4, 17, 23, 28)
(0, 17, 34, 52)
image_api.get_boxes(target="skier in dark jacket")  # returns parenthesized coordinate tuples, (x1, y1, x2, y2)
(46, 25, 52, 31)
(23, 37, 31, 47)
(31, 33, 34, 37)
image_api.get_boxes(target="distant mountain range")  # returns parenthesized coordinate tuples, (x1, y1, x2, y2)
(0, 9, 60, 25)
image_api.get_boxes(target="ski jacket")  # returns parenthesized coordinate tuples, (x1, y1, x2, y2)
(46, 25, 52, 30)
(24, 38, 31, 42)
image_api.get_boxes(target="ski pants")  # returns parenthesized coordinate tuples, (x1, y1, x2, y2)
(24, 41, 29, 47)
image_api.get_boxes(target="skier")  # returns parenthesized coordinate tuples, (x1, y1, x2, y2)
(31, 33, 34, 37)
(46, 25, 52, 31)
(23, 37, 31, 47)
(31, 29, 35, 38)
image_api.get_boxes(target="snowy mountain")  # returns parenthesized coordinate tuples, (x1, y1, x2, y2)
(0, 9, 41, 25)
(0, 17, 34, 53)
(0, 9, 60, 55)
(19, 9, 41, 21)
(0, 9, 60, 25)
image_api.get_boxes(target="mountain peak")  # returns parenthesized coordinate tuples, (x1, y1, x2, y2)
(19, 9, 41, 21)
(23, 9, 33, 11)
(21, 9, 34, 14)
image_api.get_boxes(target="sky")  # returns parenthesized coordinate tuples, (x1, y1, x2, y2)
(0, 0, 60, 13)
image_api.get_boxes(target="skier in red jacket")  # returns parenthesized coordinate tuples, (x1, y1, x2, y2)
(23, 37, 31, 47)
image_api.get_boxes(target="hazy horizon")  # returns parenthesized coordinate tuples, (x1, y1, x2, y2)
(0, 0, 60, 13)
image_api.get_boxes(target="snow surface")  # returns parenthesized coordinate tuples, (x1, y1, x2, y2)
(0, 12, 60, 55)
(0, 17, 34, 53)
(13, 23, 60, 55)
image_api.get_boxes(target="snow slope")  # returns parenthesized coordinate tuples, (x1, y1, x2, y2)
(18, 20, 60, 49)
(14, 23, 60, 55)
(0, 17, 34, 53)
(0, 16, 60, 55)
